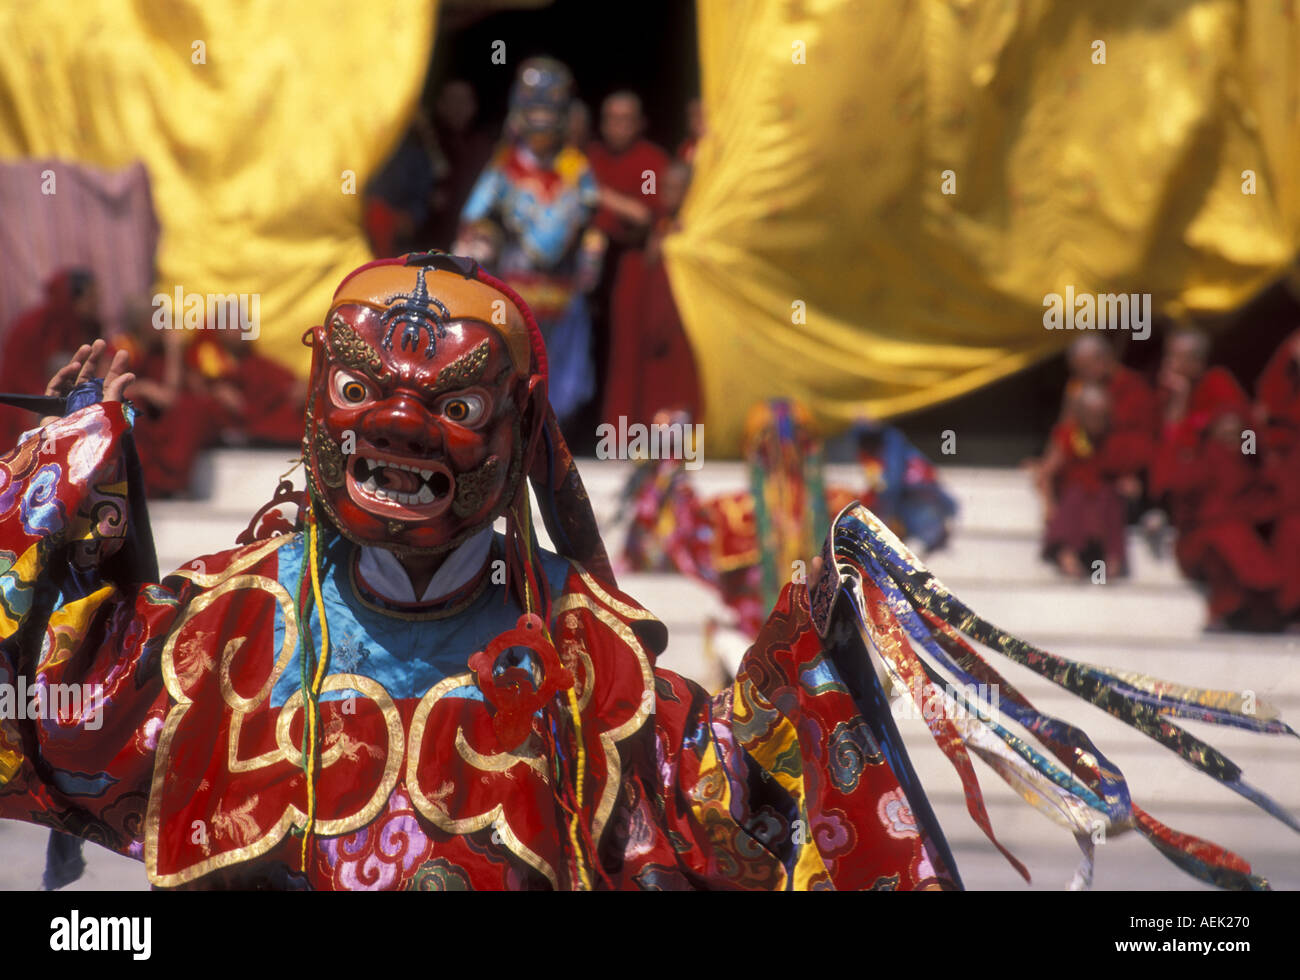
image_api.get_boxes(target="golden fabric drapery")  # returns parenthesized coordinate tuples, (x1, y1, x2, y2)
(665, 0, 1300, 455)
(0, 0, 438, 375)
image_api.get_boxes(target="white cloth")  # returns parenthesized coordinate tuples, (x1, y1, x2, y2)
(356, 526, 494, 603)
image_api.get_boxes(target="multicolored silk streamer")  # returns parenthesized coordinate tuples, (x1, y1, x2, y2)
(822, 503, 1298, 891)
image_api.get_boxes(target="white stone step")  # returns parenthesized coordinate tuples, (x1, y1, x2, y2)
(618, 567, 1209, 642)
(0, 822, 148, 891)
(925, 528, 1186, 587)
(931, 803, 1300, 891)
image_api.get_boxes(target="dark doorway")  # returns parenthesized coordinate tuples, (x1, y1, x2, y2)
(428, 0, 699, 152)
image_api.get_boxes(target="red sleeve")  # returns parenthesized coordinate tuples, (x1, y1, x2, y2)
(653, 582, 955, 890)
(1149, 430, 1209, 498)
(1255, 330, 1300, 448)
(1096, 376, 1154, 476)
(0, 403, 179, 860)
(643, 144, 673, 218)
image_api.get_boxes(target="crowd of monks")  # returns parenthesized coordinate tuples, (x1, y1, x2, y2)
(0, 270, 305, 498)
(1034, 329, 1300, 632)
(364, 81, 705, 446)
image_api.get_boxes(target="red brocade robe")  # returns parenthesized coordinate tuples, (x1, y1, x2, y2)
(0, 403, 954, 890)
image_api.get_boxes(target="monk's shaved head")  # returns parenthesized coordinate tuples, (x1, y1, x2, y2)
(1066, 335, 1116, 383)
(1168, 327, 1209, 358)
(1164, 326, 1210, 382)
(1069, 335, 1114, 360)
(600, 90, 645, 152)
(603, 90, 643, 116)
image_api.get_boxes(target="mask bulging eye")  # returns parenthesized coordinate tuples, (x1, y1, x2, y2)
(331, 370, 373, 407)
(439, 393, 486, 426)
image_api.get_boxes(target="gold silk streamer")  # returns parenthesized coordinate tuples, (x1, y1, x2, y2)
(665, 0, 1300, 454)
(0, 0, 438, 375)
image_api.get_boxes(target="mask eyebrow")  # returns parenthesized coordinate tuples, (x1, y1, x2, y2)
(428, 339, 491, 397)
(326, 314, 388, 384)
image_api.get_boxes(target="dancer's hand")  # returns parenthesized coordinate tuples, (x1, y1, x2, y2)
(40, 339, 135, 425)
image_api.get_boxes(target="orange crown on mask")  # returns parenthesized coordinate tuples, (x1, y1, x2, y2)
(327, 255, 542, 379)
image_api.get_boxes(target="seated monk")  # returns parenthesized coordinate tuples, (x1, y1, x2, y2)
(110, 295, 225, 498)
(1149, 325, 1251, 538)
(0, 268, 101, 449)
(1155, 326, 1250, 444)
(1256, 328, 1300, 627)
(188, 328, 307, 447)
(1061, 335, 1154, 516)
(1037, 383, 1135, 579)
(1151, 390, 1284, 631)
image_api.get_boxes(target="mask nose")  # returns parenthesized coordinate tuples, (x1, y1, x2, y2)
(363, 392, 442, 457)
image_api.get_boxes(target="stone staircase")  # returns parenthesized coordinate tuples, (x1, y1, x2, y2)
(2, 450, 1296, 891)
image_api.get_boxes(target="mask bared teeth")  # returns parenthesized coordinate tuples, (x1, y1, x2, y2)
(380, 468, 421, 493)
(353, 457, 449, 501)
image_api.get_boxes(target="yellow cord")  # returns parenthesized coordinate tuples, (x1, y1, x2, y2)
(565, 684, 592, 891)
(301, 511, 331, 871)
(517, 499, 592, 889)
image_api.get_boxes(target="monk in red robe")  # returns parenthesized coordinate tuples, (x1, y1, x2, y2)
(1256, 328, 1300, 626)
(1038, 383, 1134, 578)
(586, 92, 671, 251)
(0, 269, 101, 448)
(601, 161, 701, 427)
(586, 92, 672, 421)
(676, 98, 704, 164)
(110, 296, 225, 498)
(187, 330, 306, 446)
(1151, 338, 1283, 629)
(1059, 336, 1156, 512)
(1154, 328, 1250, 440)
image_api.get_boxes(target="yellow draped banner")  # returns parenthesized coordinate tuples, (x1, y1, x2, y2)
(666, 0, 1300, 455)
(0, 0, 437, 375)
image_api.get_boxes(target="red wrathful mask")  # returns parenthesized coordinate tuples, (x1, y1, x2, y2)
(302, 254, 548, 556)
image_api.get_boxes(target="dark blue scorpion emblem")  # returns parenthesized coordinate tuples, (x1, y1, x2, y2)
(380, 265, 451, 358)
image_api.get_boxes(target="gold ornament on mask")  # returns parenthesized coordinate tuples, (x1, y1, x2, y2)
(326, 315, 387, 383)
(429, 339, 491, 397)
(313, 419, 347, 488)
(452, 455, 501, 518)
